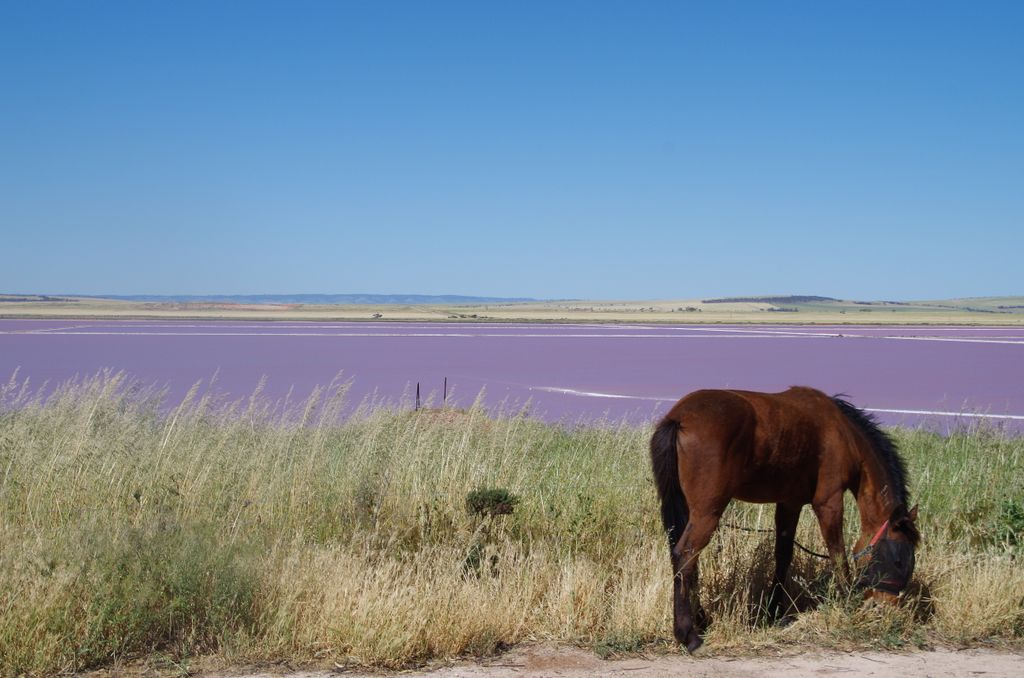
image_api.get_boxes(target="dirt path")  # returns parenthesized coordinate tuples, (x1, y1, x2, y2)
(229, 645, 1024, 678)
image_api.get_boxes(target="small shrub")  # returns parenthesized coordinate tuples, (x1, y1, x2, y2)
(465, 487, 519, 518)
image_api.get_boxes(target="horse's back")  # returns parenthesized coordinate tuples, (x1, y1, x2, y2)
(663, 387, 848, 504)
(665, 385, 834, 434)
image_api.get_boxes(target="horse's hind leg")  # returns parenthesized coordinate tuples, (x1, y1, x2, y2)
(768, 502, 802, 622)
(672, 509, 724, 653)
(670, 542, 707, 642)
(667, 500, 691, 643)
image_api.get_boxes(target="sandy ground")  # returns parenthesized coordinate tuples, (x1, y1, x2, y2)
(224, 645, 1024, 678)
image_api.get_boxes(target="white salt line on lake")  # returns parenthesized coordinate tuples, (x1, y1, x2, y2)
(0, 331, 827, 339)
(533, 387, 673, 401)
(882, 336, 1024, 345)
(533, 387, 1024, 420)
(666, 326, 1024, 342)
(667, 326, 843, 337)
(5, 327, 1023, 344)
(712, 325, 1024, 332)
(30, 325, 92, 333)
(866, 408, 1024, 421)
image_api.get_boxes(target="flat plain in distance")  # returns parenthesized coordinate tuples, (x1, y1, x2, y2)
(3, 294, 1024, 325)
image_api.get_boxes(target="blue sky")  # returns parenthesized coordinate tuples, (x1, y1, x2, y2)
(2, 1, 1021, 300)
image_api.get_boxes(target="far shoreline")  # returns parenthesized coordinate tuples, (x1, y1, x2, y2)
(3, 294, 1024, 325)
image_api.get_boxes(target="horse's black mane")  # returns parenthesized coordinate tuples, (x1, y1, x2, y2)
(831, 395, 910, 508)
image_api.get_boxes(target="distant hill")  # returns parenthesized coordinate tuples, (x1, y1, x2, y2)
(701, 295, 839, 304)
(83, 294, 540, 305)
(0, 295, 70, 303)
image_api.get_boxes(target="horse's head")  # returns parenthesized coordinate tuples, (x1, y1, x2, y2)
(856, 504, 919, 603)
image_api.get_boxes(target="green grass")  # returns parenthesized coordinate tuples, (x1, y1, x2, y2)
(1, 373, 1023, 675)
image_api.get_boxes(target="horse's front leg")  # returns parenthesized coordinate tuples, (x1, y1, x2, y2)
(812, 493, 850, 583)
(671, 511, 722, 653)
(768, 502, 802, 622)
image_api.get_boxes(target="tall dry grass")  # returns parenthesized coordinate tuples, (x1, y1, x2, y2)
(1, 372, 1022, 675)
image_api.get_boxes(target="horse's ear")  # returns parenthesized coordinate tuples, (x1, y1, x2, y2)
(899, 504, 921, 546)
(890, 503, 918, 524)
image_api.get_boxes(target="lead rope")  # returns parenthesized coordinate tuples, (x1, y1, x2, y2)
(719, 522, 831, 560)
(719, 516, 892, 562)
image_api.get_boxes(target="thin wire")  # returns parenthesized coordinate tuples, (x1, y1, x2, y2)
(720, 522, 831, 560)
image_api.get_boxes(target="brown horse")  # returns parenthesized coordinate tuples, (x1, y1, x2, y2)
(650, 386, 919, 652)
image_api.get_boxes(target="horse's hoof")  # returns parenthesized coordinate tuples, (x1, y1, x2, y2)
(685, 634, 704, 654)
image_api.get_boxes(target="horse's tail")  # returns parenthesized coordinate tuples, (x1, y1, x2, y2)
(650, 416, 688, 550)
